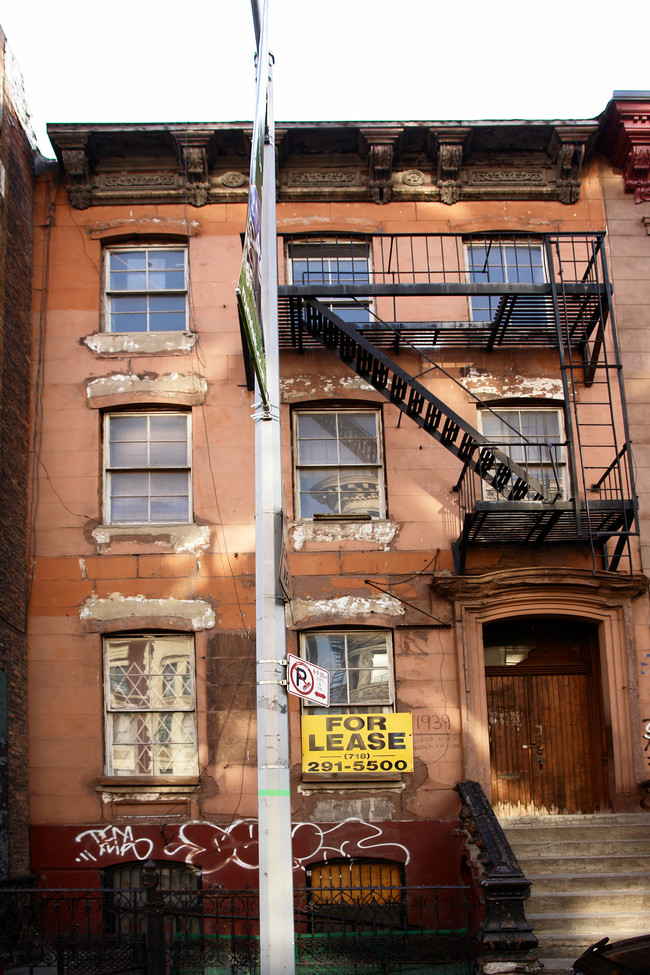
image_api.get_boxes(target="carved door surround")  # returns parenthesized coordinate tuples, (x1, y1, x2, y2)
(433, 567, 646, 810)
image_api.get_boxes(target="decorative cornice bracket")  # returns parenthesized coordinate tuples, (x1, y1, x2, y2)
(428, 127, 472, 205)
(57, 134, 92, 210)
(360, 127, 403, 204)
(601, 96, 650, 203)
(548, 124, 596, 204)
(179, 131, 212, 207)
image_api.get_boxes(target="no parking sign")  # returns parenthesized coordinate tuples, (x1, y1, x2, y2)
(286, 653, 330, 707)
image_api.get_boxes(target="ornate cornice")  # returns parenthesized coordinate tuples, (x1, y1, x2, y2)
(46, 119, 602, 210)
(601, 95, 650, 202)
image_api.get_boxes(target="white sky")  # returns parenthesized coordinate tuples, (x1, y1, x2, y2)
(2, 0, 647, 158)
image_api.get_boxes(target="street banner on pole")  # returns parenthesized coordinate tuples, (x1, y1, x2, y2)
(237, 0, 269, 404)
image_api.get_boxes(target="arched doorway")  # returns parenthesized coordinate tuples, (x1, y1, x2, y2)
(484, 617, 608, 816)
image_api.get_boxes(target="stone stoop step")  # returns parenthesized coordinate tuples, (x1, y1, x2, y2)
(498, 812, 650, 975)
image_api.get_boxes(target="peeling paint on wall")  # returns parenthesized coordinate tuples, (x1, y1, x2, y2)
(460, 368, 564, 400)
(91, 523, 211, 555)
(291, 520, 398, 551)
(79, 593, 216, 630)
(288, 594, 404, 624)
(281, 375, 375, 402)
(86, 371, 207, 402)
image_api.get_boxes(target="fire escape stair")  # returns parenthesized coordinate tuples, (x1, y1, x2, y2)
(287, 298, 553, 505)
(282, 297, 635, 571)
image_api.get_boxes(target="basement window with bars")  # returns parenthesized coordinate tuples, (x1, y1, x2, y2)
(307, 859, 405, 931)
(479, 407, 567, 500)
(104, 634, 198, 777)
(286, 236, 373, 327)
(102, 862, 201, 936)
(301, 630, 394, 715)
(293, 409, 385, 519)
(104, 246, 188, 332)
(104, 411, 192, 524)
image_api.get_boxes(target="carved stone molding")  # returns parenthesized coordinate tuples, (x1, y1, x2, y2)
(360, 128, 402, 204)
(601, 96, 650, 202)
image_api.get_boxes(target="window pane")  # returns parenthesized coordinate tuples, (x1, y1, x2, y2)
(297, 413, 337, 440)
(107, 248, 187, 332)
(299, 470, 341, 516)
(304, 632, 346, 670)
(296, 410, 382, 519)
(298, 439, 339, 465)
(349, 670, 390, 703)
(303, 632, 392, 712)
(109, 473, 150, 522)
(150, 413, 189, 441)
(106, 414, 190, 524)
(106, 636, 196, 775)
(339, 470, 380, 516)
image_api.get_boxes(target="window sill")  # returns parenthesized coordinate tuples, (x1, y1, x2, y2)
(300, 775, 404, 794)
(83, 331, 196, 356)
(290, 518, 398, 551)
(92, 522, 210, 554)
(96, 776, 200, 799)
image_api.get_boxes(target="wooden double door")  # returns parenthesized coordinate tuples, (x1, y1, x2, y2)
(485, 619, 608, 816)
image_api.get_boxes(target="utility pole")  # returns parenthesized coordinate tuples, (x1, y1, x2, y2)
(241, 2, 296, 972)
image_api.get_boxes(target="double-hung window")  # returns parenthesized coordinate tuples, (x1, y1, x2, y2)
(480, 407, 567, 499)
(104, 634, 197, 777)
(294, 409, 384, 519)
(104, 412, 191, 524)
(287, 237, 372, 326)
(301, 630, 394, 714)
(466, 239, 546, 322)
(105, 246, 187, 332)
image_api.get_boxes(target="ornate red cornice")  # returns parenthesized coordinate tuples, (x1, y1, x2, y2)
(601, 94, 650, 203)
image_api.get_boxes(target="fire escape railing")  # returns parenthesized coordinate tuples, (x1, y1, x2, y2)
(271, 232, 639, 574)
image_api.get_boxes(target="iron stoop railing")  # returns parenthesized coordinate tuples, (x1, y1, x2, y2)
(274, 232, 639, 575)
(0, 877, 481, 975)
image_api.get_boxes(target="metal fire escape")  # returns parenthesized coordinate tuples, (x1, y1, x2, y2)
(267, 232, 637, 575)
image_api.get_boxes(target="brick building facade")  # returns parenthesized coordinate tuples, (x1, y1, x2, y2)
(23, 101, 650, 964)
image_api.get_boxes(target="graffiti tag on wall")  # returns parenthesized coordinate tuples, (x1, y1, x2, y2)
(74, 818, 411, 878)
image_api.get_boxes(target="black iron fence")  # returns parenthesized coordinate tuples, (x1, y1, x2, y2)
(0, 876, 480, 974)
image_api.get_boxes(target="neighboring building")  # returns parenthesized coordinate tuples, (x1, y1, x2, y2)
(25, 107, 649, 966)
(0, 27, 35, 880)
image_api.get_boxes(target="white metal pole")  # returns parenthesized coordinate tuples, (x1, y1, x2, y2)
(254, 44, 296, 975)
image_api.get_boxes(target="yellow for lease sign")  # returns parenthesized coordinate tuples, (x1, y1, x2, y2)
(301, 712, 413, 775)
